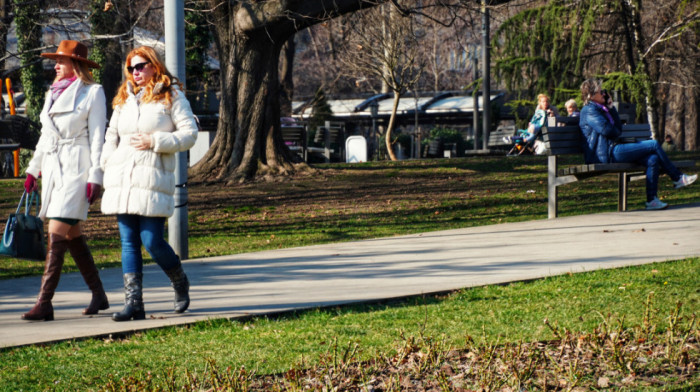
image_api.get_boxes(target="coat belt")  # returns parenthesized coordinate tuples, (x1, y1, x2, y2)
(38, 136, 90, 219)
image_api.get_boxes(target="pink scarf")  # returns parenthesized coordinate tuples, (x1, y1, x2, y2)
(50, 76, 77, 102)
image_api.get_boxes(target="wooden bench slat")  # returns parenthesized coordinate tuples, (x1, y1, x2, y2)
(548, 147, 582, 156)
(560, 163, 643, 176)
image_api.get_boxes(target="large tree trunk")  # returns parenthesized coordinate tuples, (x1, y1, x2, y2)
(192, 30, 299, 183)
(279, 35, 295, 116)
(191, 0, 383, 182)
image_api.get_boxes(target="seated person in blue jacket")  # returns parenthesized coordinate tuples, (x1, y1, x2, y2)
(579, 78, 696, 210)
(504, 93, 558, 145)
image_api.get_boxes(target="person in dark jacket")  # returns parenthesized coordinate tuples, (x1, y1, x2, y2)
(579, 79, 696, 210)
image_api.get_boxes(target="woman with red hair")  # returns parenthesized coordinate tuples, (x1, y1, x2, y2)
(101, 46, 198, 321)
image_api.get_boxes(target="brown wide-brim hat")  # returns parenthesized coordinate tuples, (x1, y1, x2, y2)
(41, 40, 101, 69)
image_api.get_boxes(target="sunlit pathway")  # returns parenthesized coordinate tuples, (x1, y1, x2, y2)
(2, 203, 700, 348)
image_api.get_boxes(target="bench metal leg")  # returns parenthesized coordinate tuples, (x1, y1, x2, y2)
(547, 156, 579, 219)
(618, 173, 628, 212)
(548, 156, 558, 219)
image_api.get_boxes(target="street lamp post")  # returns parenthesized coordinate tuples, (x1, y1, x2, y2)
(481, 0, 491, 151)
(469, 44, 479, 152)
(369, 100, 379, 160)
(164, 1, 188, 259)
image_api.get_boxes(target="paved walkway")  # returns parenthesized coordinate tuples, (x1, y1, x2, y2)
(2, 204, 700, 348)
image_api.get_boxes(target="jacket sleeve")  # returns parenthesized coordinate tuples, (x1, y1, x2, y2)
(25, 93, 52, 178)
(87, 85, 107, 185)
(101, 104, 121, 169)
(587, 106, 621, 140)
(25, 143, 45, 179)
(530, 110, 546, 132)
(151, 89, 198, 154)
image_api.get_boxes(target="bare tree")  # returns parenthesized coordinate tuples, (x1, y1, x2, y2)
(339, 3, 426, 160)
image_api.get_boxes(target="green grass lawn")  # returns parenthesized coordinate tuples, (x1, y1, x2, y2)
(1, 258, 698, 390)
(2, 153, 700, 279)
(0, 154, 699, 390)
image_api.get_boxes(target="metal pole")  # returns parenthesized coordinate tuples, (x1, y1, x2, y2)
(164, 1, 188, 259)
(472, 54, 479, 152)
(481, 0, 491, 151)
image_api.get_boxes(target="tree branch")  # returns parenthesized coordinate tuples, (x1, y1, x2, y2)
(642, 11, 699, 59)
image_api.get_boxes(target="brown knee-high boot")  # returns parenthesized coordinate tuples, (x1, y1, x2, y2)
(22, 233, 69, 321)
(68, 235, 109, 315)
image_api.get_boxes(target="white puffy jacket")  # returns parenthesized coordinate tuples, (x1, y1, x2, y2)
(100, 82, 197, 217)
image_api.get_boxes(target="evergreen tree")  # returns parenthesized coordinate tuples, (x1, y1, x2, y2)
(89, 0, 129, 114)
(13, 0, 44, 123)
(184, 0, 213, 111)
(309, 87, 332, 132)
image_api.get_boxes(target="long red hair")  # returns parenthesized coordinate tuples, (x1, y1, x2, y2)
(112, 46, 183, 108)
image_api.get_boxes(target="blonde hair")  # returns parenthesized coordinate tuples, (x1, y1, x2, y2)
(536, 93, 551, 110)
(52, 59, 94, 84)
(565, 99, 577, 109)
(72, 59, 94, 84)
(112, 46, 182, 108)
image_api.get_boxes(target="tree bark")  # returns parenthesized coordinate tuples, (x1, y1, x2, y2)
(385, 92, 400, 161)
(279, 35, 295, 117)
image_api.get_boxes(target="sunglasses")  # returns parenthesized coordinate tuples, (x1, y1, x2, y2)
(127, 62, 149, 74)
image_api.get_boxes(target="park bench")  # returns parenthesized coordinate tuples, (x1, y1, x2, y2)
(487, 124, 516, 150)
(0, 115, 40, 177)
(312, 121, 345, 163)
(281, 124, 308, 162)
(0, 115, 39, 151)
(542, 116, 696, 219)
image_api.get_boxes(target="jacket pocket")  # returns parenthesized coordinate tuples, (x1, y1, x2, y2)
(61, 146, 86, 176)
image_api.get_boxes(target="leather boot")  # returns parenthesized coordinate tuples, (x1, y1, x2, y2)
(112, 273, 145, 321)
(68, 235, 109, 315)
(164, 265, 190, 313)
(22, 234, 69, 321)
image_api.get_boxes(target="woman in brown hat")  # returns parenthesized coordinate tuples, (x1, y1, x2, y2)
(22, 40, 109, 321)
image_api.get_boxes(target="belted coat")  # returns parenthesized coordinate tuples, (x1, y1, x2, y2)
(100, 83, 197, 218)
(25, 80, 106, 221)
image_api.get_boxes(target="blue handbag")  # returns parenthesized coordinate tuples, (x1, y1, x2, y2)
(0, 191, 46, 261)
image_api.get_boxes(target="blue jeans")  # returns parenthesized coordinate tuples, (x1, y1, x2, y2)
(117, 214, 180, 274)
(611, 140, 682, 202)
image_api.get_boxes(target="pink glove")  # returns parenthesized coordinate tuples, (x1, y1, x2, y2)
(87, 183, 102, 204)
(24, 174, 38, 193)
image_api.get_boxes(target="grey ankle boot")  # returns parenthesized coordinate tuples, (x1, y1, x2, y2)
(112, 273, 145, 321)
(164, 265, 190, 313)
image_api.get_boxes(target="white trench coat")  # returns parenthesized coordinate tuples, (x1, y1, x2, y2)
(26, 80, 106, 221)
